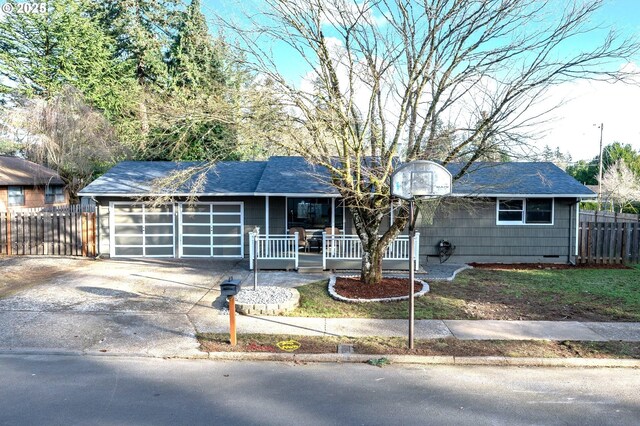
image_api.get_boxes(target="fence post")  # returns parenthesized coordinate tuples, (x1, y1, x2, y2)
(6, 211, 11, 256)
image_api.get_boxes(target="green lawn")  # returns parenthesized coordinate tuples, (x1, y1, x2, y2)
(287, 267, 640, 321)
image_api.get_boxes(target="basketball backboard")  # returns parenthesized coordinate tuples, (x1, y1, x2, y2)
(391, 160, 452, 200)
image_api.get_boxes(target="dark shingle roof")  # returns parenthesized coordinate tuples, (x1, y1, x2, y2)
(254, 156, 336, 195)
(0, 156, 64, 186)
(79, 161, 267, 195)
(447, 162, 595, 197)
(79, 157, 595, 198)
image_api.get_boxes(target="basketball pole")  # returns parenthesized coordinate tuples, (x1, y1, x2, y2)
(408, 199, 415, 350)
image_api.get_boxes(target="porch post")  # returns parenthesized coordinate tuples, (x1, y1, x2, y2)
(322, 231, 327, 270)
(331, 197, 335, 230)
(249, 231, 254, 270)
(265, 196, 270, 256)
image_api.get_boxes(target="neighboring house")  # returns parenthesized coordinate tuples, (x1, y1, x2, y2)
(0, 156, 68, 210)
(78, 156, 595, 266)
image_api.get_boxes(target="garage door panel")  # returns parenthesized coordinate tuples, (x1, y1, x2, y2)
(213, 225, 241, 234)
(145, 235, 174, 246)
(179, 202, 243, 258)
(145, 247, 174, 257)
(145, 225, 173, 234)
(114, 215, 143, 225)
(182, 247, 211, 256)
(144, 214, 173, 224)
(114, 235, 143, 246)
(114, 205, 143, 214)
(114, 225, 143, 234)
(212, 205, 240, 213)
(213, 214, 241, 223)
(183, 236, 210, 246)
(212, 236, 241, 245)
(111, 203, 175, 258)
(114, 247, 144, 256)
(212, 247, 242, 257)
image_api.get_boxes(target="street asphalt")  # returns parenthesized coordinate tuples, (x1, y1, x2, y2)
(1, 257, 639, 360)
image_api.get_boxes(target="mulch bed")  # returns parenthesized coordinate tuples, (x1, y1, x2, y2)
(334, 277, 422, 299)
(468, 262, 631, 270)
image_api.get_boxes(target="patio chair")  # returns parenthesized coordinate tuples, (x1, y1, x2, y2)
(324, 227, 340, 253)
(289, 227, 309, 252)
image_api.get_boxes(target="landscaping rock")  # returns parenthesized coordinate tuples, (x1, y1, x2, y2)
(233, 286, 300, 315)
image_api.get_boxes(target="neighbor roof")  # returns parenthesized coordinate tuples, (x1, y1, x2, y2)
(78, 157, 595, 198)
(0, 156, 64, 186)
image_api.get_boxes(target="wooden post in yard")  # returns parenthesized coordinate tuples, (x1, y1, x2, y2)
(229, 295, 237, 346)
(81, 212, 87, 257)
(6, 211, 11, 255)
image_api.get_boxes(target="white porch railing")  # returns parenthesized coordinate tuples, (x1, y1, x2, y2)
(322, 233, 420, 270)
(249, 232, 298, 270)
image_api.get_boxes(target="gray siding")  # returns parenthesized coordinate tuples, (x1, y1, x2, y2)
(417, 198, 577, 263)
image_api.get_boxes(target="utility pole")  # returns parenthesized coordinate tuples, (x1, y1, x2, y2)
(595, 123, 604, 211)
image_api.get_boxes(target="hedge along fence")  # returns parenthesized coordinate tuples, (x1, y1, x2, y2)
(577, 221, 640, 264)
(0, 205, 97, 257)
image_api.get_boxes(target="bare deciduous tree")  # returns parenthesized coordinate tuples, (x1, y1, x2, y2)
(599, 159, 640, 213)
(226, 0, 639, 284)
(4, 87, 127, 199)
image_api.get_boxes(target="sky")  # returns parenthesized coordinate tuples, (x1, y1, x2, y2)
(200, 0, 640, 162)
(2, 0, 638, 162)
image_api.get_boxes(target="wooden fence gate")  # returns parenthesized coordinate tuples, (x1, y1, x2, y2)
(0, 205, 97, 257)
(577, 221, 640, 264)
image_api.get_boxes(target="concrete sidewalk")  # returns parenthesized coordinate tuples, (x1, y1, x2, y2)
(198, 314, 640, 342)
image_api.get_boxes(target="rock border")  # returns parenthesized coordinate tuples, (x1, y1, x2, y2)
(234, 287, 301, 315)
(328, 275, 430, 303)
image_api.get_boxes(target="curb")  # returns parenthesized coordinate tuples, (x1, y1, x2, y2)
(203, 352, 640, 368)
(1, 349, 638, 367)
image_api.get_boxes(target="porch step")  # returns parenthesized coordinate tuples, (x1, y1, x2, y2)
(297, 266, 325, 274)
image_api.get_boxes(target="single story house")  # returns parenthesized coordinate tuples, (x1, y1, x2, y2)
(78, 156, 595, 267)
(0, 156, 68, 210)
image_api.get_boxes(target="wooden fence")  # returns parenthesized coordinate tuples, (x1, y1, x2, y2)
(579, 211, 640, 223)
(577, 221, 640, 264)
(0, 205, 97, 257)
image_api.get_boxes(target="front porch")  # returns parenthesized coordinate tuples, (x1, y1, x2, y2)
(248, 231, 420, 272)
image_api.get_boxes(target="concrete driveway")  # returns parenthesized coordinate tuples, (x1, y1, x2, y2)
(0, 257, 327, 357)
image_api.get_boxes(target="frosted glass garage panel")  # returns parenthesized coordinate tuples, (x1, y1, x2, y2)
(213, 214, 241, 224)
(145, 247, 174, 257)
(145, 235, 174, 246)
(212, 247, 242, 256)
(213, 236, 241, 245)
(183, 236, 211, 246)
(144, 214, 173, 224)
(182, 205, 210, 213)
(114, 214, 143, 224)
(114, 247, 144, 256)
(213, 225, 241, 234)
(145, 225, 173, 235)
(181, 214, 210, 224)
(182, 247, 211, 256)
(212, 205, 241, 213)
(114, 236, 143, 246)
(113, 205, 143, 214)
(114, 225, 143, 234)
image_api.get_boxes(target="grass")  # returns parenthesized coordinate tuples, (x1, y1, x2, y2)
(287, 267, 640, 321)
(198, 333, 640, 359)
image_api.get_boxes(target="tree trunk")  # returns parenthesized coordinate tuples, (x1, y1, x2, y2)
(360, 240, 384, 285)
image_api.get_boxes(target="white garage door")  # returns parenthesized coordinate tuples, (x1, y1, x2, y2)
(179, 202, 244, 258)
(110, 203, 175, 257)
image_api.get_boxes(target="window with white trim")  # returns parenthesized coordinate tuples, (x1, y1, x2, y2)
(497, 198, 553, 225)
(8, 186, 24, 206)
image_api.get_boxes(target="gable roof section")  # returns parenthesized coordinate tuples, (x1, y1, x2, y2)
(0, 156, 64, 186)
(448, 162, 596, 197)
(79, 161, 268, 196)
(79, 157, 595, 198)
(254, 156, 337, 195)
